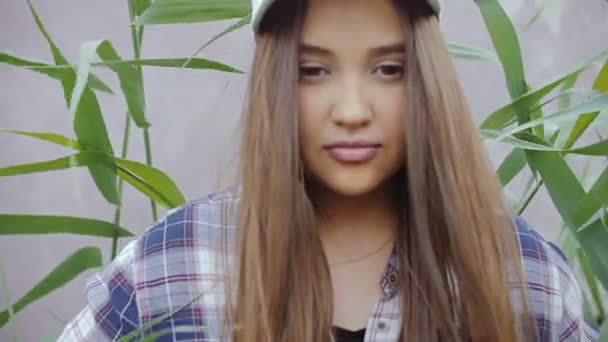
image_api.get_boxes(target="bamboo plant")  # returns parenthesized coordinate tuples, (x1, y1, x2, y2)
(0, 0, 607, 340)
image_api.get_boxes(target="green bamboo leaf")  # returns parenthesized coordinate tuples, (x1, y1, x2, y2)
(1, 52, 55, 72)
(569, 139, 608, 156)
(115, 168, 172, 208)
(27, 57, 243, 74)
(1, 129, 81, 150)
(483, 129, 608, 155)
(496, 92, 608, 140)
(577, 248, 606, 322)
(130, 0, 151, 47)
(480, 50, 608, 130)
(527, 151, 584, 224)
(558, 221, 579, 260)
(601, 320, 608, 342)
(201, 14, 250, 51)
(26, 0, 66, 65)
(138, 330, 173, 342)
(0, 131, 184, 209)
(96, 40, 149, 128)
(69, 43, 120, 206)
(70, 47, 114, 154)
(132, 327, 205, 342)
(481, 85, 553, 131)
(447, 43, 500, 64)
(474, 0, 527, 100)
(25, 0, 114, 103)
(573, 167, 608, 227)
(26, 0, 74, 104)
(557, 71, 580, 111)
(115, 158, 186, 208)
(526, 81, 546, 139)
(516, 174, 543, 215)
(496, 148, 527, 186)
(0, 52, 113, 94)
(183, 14, 252, 65)
(134, 0, 251, 25)
(71, 40, 149, 128)
(581, 269, 598, 325)
(494, 121, 564, 187)
(0, 151, 114, 178)
(0, 215, 133, 237)
(0, 247, 103, 327)
(576, 218, 608, 292)
(524, 1, 548, 30)
(132, 0, 152, 17)
(118, 291, 206, 342)
(85, 70, 119, 94)
(25, 1, 119, 206)
(554, 79, 583, 149)
(482, 130, 559, 151)
(82, 165, 119, 206)
(103, 58, 243, 73)
(0, 258, 17, 342)
(526, 147, 608, 290)
(565, 57, 608, 149)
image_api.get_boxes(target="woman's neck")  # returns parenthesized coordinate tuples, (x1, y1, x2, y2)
(312, 177, 401, 262)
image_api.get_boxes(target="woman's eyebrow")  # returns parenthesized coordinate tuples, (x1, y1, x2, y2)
(368, 43, 406, 57)
(299, 43, 333, 56)
(298, 42, 406, 58)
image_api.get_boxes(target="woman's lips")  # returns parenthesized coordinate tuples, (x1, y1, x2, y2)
(325, 146, 380, 163)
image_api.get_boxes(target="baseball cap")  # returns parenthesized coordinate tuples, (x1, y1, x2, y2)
(251, 0, 442, 33)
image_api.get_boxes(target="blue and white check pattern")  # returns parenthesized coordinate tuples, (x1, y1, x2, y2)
(57, 185, 599, 341)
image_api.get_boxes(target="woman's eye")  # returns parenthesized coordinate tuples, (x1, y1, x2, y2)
(299, 65, 329, 79)
(374, 64, 405, 79)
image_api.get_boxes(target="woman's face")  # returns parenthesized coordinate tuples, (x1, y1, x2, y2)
(298, 0, 407, 197)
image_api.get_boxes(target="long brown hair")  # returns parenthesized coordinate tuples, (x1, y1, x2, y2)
(227, 0, 536, 341)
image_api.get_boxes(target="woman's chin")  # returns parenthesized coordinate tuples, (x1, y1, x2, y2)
(314, 172, 385, 197)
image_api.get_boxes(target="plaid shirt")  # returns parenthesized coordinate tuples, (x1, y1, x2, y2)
(57, 185, 599, 341)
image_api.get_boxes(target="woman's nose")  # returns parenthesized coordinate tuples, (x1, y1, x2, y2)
(330, 77, 372, 129)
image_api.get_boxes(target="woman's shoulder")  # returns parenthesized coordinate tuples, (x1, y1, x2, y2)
(126, 185, 240, 333)
(512, 216, 599, 340)
(513, 215, 570, 268)
(57, 187, 242, 341)
(132, 185, 242, 285)
(137, 185, 241, 259)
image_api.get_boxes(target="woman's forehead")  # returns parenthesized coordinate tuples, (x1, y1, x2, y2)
(300, 0, 406, 53)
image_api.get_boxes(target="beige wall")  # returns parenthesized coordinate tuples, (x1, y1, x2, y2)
(1, 0, 607, 340)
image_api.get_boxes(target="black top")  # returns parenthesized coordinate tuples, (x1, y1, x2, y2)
(332, 326, 366, 342)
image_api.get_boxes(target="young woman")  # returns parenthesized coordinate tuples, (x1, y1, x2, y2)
(59, 0, 598, 341)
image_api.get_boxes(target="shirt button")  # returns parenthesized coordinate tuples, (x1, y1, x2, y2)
(376, 320, 387, 331)
(388, 273, 398, 285)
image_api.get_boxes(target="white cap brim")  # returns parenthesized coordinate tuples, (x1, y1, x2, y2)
(251, 0, 442, 33)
